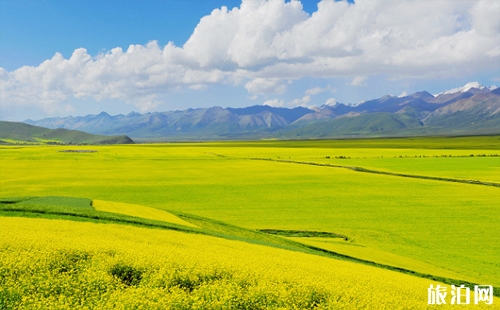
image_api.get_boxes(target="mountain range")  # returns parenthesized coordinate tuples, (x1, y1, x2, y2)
(24, 82, 500, 141)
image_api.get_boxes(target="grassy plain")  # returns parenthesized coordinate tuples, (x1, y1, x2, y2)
(1, 136, 499, 307)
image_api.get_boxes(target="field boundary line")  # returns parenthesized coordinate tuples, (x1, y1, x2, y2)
(249, 157, 500, 187)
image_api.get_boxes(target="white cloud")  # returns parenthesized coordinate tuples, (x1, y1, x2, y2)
(263, 98, 285, 107)
(300, 85, 336, 97)
(0, 42, 227, 113)
(183, 0, 308, 69)
(305, 86, 328, 95)
(264, 95, 311, 108)
(1, 0, 499, 116)
(350, 76, 367, 87)
(325, 98, 337, 106)
(486, 45, 500, 57)
(244, 78, 287, 95)
(289, 95, 311, 107)
(189, 84, 208, 90)
(470, 0, 500, 37)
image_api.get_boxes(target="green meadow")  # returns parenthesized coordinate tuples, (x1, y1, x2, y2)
(1, 135, 499, 307)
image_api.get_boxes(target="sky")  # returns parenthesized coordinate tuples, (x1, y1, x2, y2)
(1, 0, 499, 121)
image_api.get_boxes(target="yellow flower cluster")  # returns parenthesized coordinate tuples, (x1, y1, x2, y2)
(2, 217, 487, 309)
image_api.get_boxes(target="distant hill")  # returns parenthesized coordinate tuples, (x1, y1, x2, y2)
(0, 121, 134, 144)
(24, 82, 500, 140)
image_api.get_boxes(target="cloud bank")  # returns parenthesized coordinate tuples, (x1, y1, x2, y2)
(2, 0, 499, 115)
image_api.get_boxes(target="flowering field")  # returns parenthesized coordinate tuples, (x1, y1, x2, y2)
(0, 136, 499, 308)
(1, 217, 484, 309)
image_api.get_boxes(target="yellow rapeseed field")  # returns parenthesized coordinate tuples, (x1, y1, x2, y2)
(1, 140, 499, 308)
(1, 217, 496, 309)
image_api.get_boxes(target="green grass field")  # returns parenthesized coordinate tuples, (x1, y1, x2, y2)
(1, 136, 499, 308)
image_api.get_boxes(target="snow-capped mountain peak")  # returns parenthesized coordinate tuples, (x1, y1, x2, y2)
(438, 82, 485, 95)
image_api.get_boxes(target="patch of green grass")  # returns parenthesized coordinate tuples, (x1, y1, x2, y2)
(0, 196, 35, 204)
(260, 229, 349, 240)
(17, 196, 93, 209)
(172, 211, 317, 253)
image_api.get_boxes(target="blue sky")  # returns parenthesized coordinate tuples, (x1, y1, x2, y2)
(1, 0, 499, 121)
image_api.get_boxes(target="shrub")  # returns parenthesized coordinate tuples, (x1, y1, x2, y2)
(109, 264, 143, 286)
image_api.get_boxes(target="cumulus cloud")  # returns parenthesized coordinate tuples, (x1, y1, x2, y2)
(349, 76, 367, 87)
(1, 0, 499, 115)
(290, 95, 311, 107)
(244, 78, 288, 95)
(264, 95, 311, 108)
(305, 86, 329, 95)
(263, 98, 285, 107)
(325, 98, 337, 106)
(1, 42, 226, 113)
